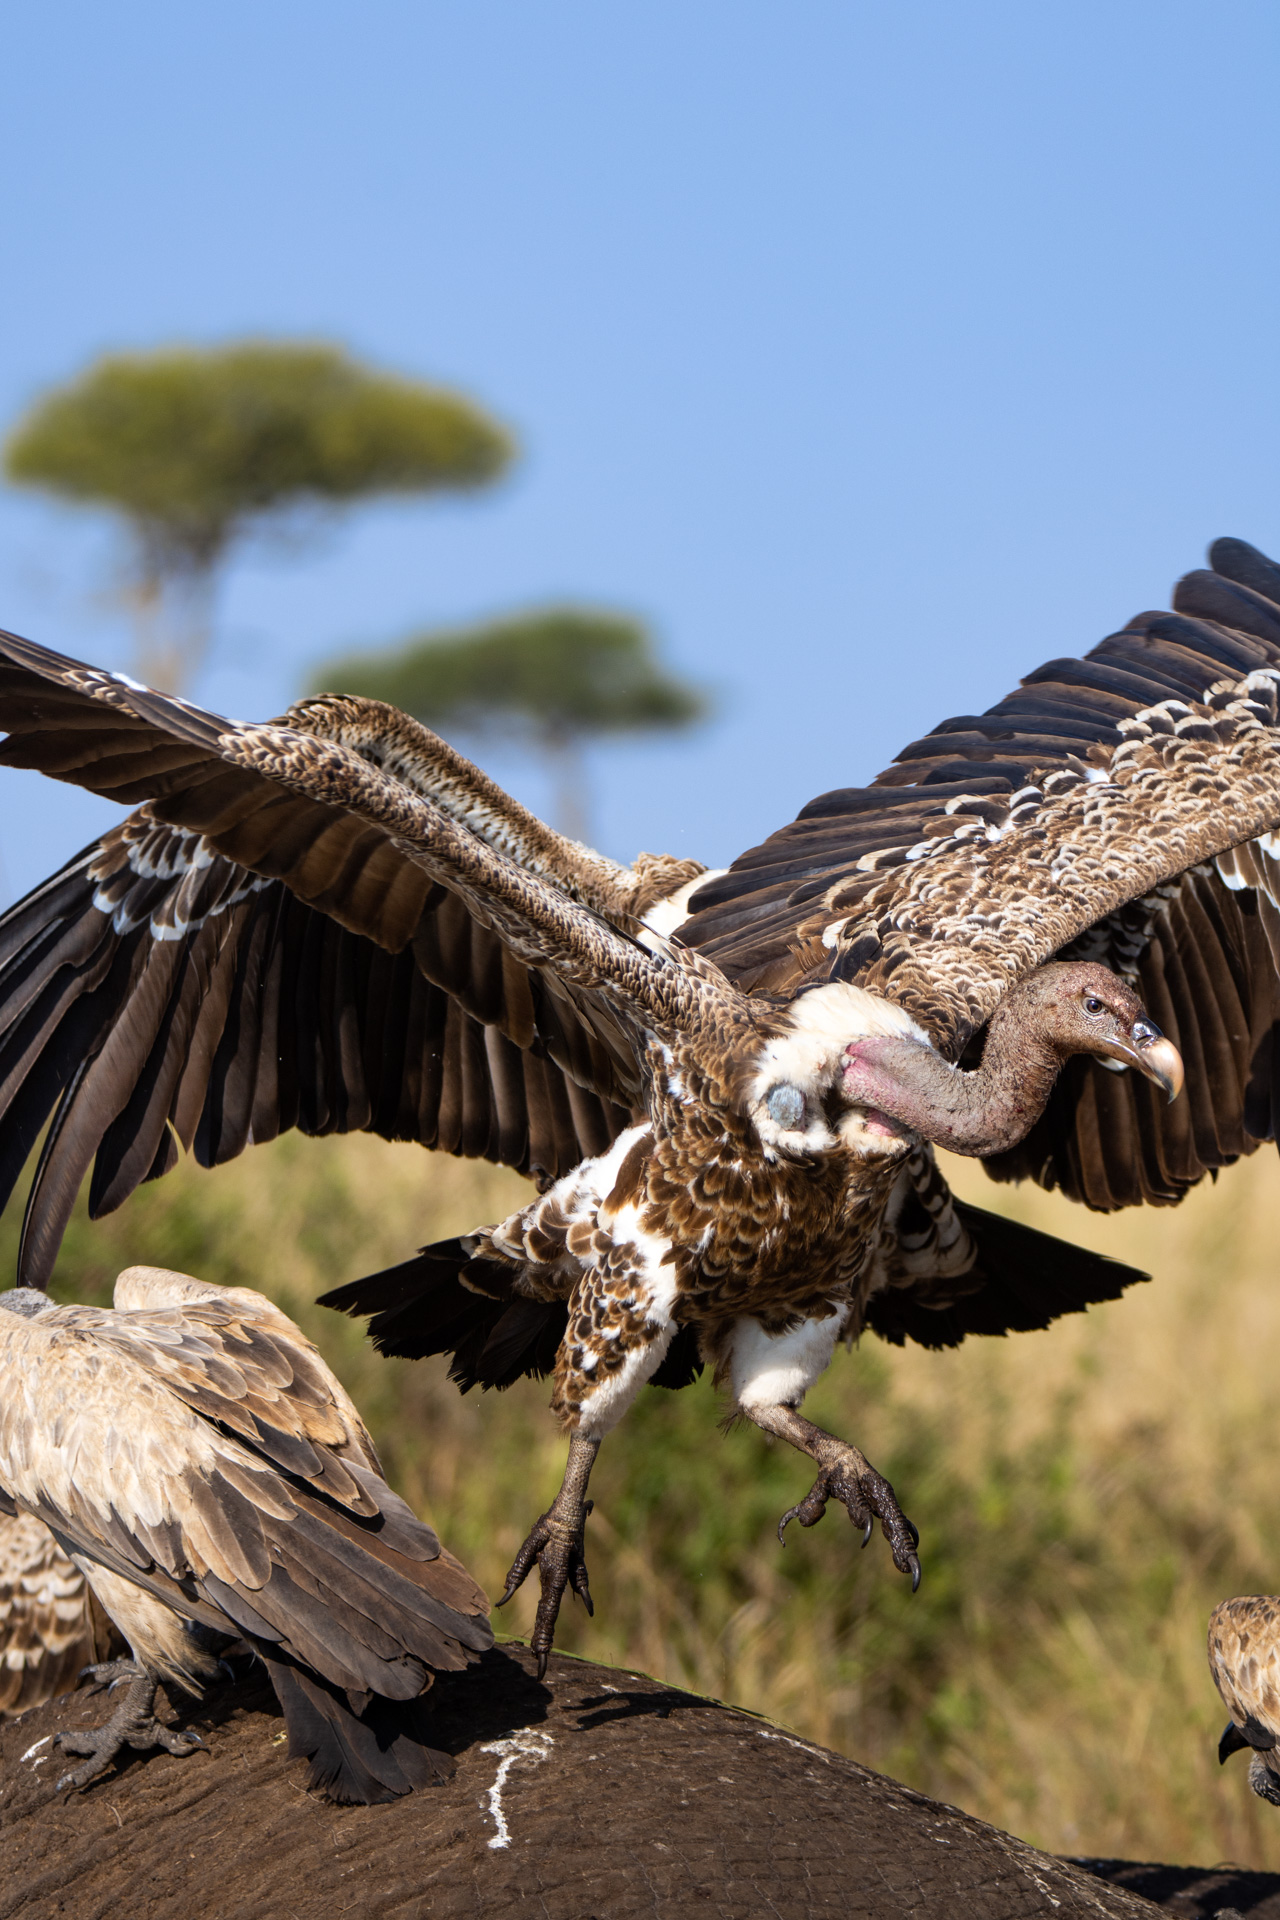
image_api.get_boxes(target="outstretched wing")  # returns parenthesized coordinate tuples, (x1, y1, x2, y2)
(681, 538, 1280, 1208)
(0, 640, 714, 1282)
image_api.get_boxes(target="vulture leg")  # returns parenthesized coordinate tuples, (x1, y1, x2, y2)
(54, 1662, 204, 1790)
(749, 1404, 921, 1589)
(498, 1431, 601, 1679)
(725, 1310, 922, 1590)
(498, 1247, 679, 1673)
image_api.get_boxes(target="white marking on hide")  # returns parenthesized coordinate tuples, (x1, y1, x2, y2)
(480, 1727, 554, 1849)
(756, 1728, 832, 1764)
(728, 1306, 850, 1412)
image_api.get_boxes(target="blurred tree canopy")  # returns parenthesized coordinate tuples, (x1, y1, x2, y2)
(313, 607, 708, 841)
(4, 341, 513, 691)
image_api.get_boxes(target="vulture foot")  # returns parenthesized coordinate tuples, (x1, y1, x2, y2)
(778, 1450, 922, 1591)
(78, 1657, 146, 1692)
(497, 1431, 600, 1679)
(55, 1668, 204, 1791)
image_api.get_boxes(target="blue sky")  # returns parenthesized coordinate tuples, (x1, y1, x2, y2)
(1, 1, 1278, 899)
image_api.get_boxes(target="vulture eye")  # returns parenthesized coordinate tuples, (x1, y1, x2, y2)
(765, 1084, 806, 1130)
(1083, 995, 1104, 1015)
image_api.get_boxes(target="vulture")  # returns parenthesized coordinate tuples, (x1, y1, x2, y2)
(5, 535, 1280, 1669)
(1209, 1595, 1280, 1805)
(0, 1266, 492, 1798)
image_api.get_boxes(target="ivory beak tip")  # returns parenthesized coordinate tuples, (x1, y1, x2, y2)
(1139, 1035, 1185, 1104)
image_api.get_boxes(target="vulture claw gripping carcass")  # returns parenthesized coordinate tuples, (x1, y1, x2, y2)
(55, 1660, 204, 1792)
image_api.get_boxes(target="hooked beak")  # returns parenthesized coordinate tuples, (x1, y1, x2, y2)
(1219, 1714, 1277, 1763)
(1108, 1017, 1184, 1104)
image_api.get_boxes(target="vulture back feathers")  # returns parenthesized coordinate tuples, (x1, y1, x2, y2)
(0, 1268, 492, 1802)
(0, 1512, 102, 1716)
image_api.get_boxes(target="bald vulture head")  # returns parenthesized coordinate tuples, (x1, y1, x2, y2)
(838, 961, 1184, 1159)
(0, 1288, 55, 1320)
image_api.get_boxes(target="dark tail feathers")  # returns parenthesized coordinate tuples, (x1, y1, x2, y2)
(261, 1650, 452, 1804)
(864, 1200, 1149, 1350)
(318, 1237, 566, 1389)
(319, 1236, 703, 1390)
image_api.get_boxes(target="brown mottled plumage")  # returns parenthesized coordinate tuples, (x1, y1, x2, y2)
(2, 539, 1280, 1662)
(0, 1269, 491, 1799)
(1209, 1596, 1280, 1805)
(0, 1514, 102, 1717)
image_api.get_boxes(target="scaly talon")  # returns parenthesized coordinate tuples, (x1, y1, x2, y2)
(498, 1434, 600, 1678)
(77, 1657, 144, 1693)
(778, 1451, 921, 1591)
(54, 1669, 205, 1791)
(498, 1498, 594, 1680)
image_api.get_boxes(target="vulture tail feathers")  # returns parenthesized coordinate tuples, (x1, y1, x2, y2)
(864, 1203, 1149, 1351)
(319, 1240, 566, 1390)
(321, 1239, 706, 1390)
(258, 1648, 452, 1804)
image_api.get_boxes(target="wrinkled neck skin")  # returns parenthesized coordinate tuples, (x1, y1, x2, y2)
(842, 995, 1067, 1158)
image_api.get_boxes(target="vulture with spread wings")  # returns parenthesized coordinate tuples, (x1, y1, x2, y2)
(4, 537, 1280, 1668)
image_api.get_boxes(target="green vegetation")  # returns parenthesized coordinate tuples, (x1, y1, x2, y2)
(312, 606, 707, 839)
(18, 1128, 1280, 1867)
(3, 342, 512, 690)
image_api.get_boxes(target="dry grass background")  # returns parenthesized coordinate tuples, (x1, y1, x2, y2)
(15, 1128, 1280, 1867)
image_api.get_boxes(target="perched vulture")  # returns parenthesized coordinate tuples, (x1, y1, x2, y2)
(0, 1267, 492, 1798)
(1209, 1595, 1280, 1805)
(6, 536, 1280, 1665)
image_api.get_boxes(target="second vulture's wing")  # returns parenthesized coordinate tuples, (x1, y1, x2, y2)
(0, 1295, 493, 1679)
(679, 536, 1280, 1214)
(0, 638, 710, 1283)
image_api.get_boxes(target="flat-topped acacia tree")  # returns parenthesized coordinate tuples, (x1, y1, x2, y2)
(312, 606, 709, 842)
(3, 341, 513, 691)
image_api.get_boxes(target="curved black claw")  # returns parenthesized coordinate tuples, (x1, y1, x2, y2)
(77, 1658, 145, 1693)
(778, 1456, 921, 1591)
(54, 1671, 205, 1791)
(497, 1499, 594, 1679)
